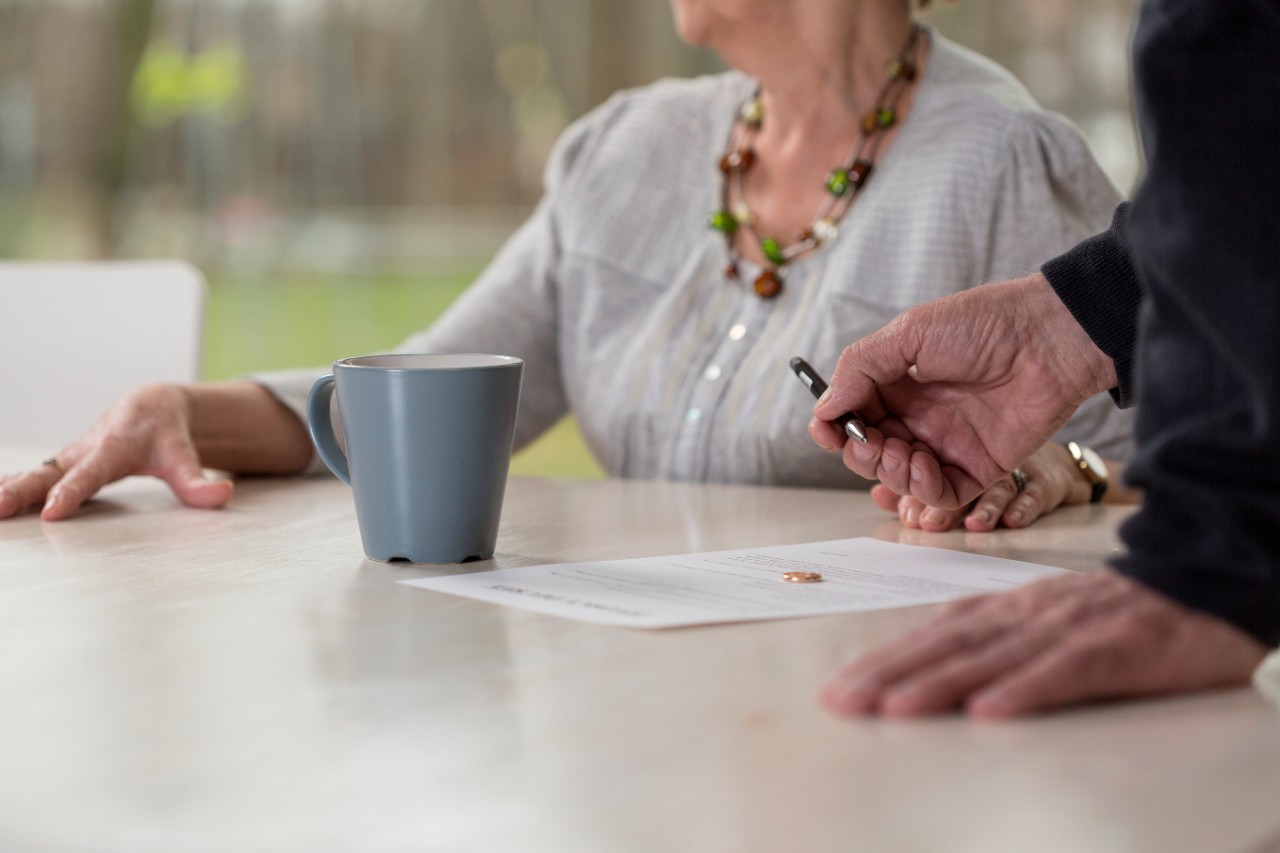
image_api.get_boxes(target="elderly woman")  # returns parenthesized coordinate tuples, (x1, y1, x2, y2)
(0, 0, 1137, 530)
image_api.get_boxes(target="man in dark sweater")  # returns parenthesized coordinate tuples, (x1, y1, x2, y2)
(810, 0, 1278, 717)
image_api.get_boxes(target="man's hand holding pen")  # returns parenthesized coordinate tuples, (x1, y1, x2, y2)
(806, 274, 1115, 509)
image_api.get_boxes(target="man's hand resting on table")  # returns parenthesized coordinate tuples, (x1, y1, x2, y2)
(820, 570, 1269, 718)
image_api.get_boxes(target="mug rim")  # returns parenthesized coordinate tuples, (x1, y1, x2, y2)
(335, 353, 523, 371)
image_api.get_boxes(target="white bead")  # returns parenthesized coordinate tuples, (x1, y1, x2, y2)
(812, 218, 839, 244)
(740, 98, 763, 125)
(732, 201, 754, 226)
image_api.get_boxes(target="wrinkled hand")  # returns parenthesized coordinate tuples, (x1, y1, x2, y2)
(821, 570, 1268, 718)
(0, 384, 233, 521)
(873, 442, 1092, 532)
(810, 274, 1116, 509)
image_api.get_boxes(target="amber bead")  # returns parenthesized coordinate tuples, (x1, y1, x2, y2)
(753, 269, 782, 299)
(724, 262, 740, 280)
(888, 58, 917, 82)
(849, 160, 873, 187)
(861, 112, 879, 135)
(719, 147, 755, 174)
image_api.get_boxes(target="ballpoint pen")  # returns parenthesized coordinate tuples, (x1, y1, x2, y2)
(789, 356, 869, 443)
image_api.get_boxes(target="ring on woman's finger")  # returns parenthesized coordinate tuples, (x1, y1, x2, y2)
(41, 456, 66, 476)
(1011, 467, 1028, 493)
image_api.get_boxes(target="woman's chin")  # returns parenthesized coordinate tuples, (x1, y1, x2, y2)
(667, 1, 715, 47)
(671, 19, 708, 47)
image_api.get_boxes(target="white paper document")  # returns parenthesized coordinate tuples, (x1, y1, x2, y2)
(401, 538, 1067, 629)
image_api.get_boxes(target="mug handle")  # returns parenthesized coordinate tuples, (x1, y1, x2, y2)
(306, 374, 351, 485)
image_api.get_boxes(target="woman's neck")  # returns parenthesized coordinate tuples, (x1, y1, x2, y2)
(723, 2, 917, 150)
(711, 1, 926, 267)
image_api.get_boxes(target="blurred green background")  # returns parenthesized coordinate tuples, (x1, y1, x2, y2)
(0, 0, 1139, 478)
(203, 266, 605, 478)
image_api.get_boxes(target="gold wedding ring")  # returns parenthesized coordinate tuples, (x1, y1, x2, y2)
(781, 571, 823, 583)
(42, 456, 66, 476)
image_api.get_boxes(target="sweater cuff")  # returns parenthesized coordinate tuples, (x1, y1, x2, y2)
(1040, 203, 1143, 407)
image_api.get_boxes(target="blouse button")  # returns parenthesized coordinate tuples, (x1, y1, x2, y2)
(728, 323, 747, 341)
(686, 408, 703, 422)
(704, 365, 722, 382)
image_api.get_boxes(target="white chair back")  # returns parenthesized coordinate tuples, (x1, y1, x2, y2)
(0, 261, 205, 447)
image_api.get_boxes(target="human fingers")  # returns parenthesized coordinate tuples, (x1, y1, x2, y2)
(874, 437, 968, 510)
(42, 432, 235, 521)
(964, 627, 1140, 718)
(0, 460, 69, 519)
(996, 442, 1089, 529)
(40, 443, 140, 521)
(871, 435, 916, 496)
(808, 416, 846, 453)
(870, 483, 902, 514)
(933, 460, 984, 510)
(895, 495, 925, 528)
(964, 477, 1020, 532)
(875, 621, 1063, 717)
(915, 500, 968, 532)
(870, 485, 969, 530)
(830, 426, 962, 509)
(999, 472, 1055, 529)
(836, 424, 887, 481)
(817, 321, 921, 425)
(152, 437, 234, 509)
(966, 598, 1267, 719)
(820, 598, 1002, 715)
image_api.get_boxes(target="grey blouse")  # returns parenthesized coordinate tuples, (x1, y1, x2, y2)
(256, 32, 1133, 489)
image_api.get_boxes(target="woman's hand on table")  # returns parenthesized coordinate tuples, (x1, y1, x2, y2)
(872, 442, 1104, 533)
(0, 382, 313, 521)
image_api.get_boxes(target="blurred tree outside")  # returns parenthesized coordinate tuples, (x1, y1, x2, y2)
(96, 0, 158, 255)
(0, 0, 1138, 479)
(132, 43, 249, 129)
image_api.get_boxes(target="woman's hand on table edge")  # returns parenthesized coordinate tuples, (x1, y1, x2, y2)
(0, 382, 313, 521)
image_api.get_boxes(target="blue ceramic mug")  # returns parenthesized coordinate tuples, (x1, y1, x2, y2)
(307, 353, 523, 563)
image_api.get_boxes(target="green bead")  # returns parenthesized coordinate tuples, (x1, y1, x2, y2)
(708, 210, 738, 234)
(825, 169, 851, 197)
(761, 237, 785, 265)
(876, 107, 896, 128)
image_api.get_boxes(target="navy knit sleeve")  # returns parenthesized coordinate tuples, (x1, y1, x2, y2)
(1111, 0, 1280, 646)
(1041, 203, 1143, 408)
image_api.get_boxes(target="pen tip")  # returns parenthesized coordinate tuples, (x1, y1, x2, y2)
(789, 356, 803, 371)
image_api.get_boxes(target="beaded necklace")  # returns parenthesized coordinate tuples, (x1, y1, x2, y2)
(709, 25, 922, 299)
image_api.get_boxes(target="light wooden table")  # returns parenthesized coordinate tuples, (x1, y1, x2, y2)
(1, 448, 1278, 853)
